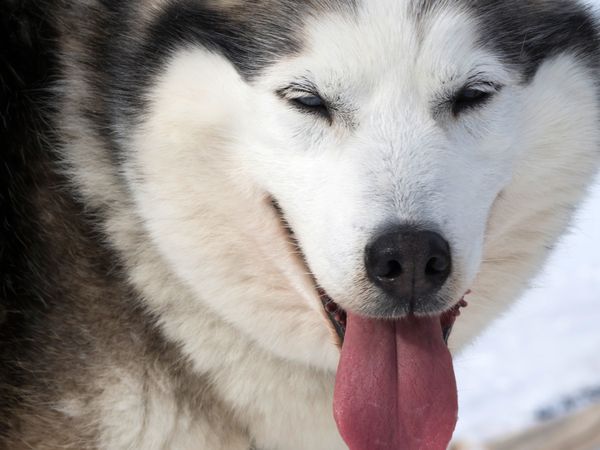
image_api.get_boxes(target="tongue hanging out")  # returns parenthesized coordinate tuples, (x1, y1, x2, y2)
(333, 312, 459, 450)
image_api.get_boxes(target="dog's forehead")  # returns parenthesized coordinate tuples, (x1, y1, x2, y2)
(255, 0, 502, 109)
(294, 0, 597, 77)
(294, 2, 480, 84)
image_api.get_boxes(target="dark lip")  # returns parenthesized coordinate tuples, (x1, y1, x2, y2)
(439, 297, 469, 344)
(318, 287, 468, 346)
(318, 288, 347, 343)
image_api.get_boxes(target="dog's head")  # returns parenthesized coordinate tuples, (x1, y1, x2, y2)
(81, 0, 599, 369)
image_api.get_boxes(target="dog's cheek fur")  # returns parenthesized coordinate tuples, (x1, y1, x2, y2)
(127, 48, 341, 370)
(450, 54, 600, 349)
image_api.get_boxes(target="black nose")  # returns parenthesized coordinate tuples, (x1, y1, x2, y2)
(365, 226, 451, 304)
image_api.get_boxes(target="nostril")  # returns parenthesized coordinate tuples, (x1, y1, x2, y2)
(380, 260, 403, 279)
(365, 226, 452, 302)
(425, 255, 449, 276)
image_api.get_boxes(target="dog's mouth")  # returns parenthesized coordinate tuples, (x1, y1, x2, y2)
(270, 196, 468, 448)
(269, 196, 468, 346)
(318, 287, 468, 346)
(317, 288, 347, 342)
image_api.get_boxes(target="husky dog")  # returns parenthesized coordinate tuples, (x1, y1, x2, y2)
(2, 0, 599, 448)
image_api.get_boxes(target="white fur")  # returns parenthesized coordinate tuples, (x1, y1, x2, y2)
(60, 0, 600, 447)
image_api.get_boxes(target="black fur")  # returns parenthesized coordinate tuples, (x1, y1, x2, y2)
(471, 0, 600, 80)
(0, 0, 60, 428)
(416, 0, 599, 79)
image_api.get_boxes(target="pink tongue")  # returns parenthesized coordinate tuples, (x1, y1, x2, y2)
(333, 312, 458, 450)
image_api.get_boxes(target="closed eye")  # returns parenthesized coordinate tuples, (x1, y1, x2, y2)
(276, 81, 332, 122)
(451, 84, 502, 116)
(289, 93, 331, 121)
(294, 94, 324, 108)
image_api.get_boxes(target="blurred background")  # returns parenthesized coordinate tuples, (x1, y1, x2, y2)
(452, 4, 600, 446)
(452, 177, 600, 449)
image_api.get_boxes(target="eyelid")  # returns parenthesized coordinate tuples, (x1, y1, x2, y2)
(462, 81, 504, 93)
(294, 94, 324, 106)
(277, 86, 323, 102)
(434, 81, 503, 113)
(276, 84, 332, 122)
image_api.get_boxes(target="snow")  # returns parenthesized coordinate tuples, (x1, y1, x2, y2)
(454, 177, 600, 442)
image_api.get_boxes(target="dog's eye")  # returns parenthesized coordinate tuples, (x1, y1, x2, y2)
(294, 94, 324, 108)
(290, 94, 331, 121)
(452, 87, 494, 116)
(276, 83, 332, 122)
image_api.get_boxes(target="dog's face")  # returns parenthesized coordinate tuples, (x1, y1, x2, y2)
(252, 6, 517, 318)
(124, 0, 600, 369)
